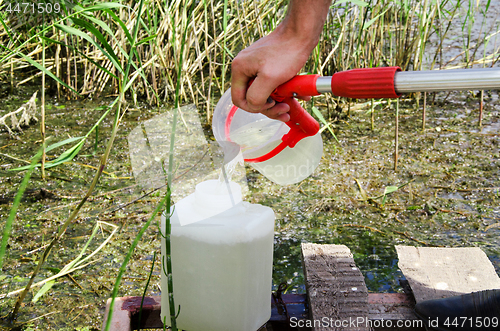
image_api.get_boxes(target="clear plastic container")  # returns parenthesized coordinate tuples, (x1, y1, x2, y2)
(161, 180, 275, 331)
(249, 133, 323, 185)
(213, 89, 323, 185)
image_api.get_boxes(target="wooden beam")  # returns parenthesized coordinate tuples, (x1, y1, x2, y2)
(101, 293, 426, 330)
(396, 246, 500, 303)
(301, 243, 369, 331)
(102, 294, 308, 331)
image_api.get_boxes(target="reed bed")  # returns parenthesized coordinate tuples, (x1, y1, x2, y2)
(1, 0, 497, 122)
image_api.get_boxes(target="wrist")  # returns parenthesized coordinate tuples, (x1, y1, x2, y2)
(274, 21, 319, 53)
(276, 0, 331, 51)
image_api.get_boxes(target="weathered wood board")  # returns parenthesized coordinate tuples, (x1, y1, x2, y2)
(301, 243, 369, 331)
(367, 293, 417, 321)
(396, 246, 500, 303)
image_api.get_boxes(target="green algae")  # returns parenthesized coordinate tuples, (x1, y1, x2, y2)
(0, 88, 499, 329)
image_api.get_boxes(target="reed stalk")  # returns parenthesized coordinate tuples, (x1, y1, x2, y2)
(40, 27, 46, 180)
(10, 60, 13, 94)
(479, 90, 483, 127)
(162, 185, 177, 331)
(163, 2, 197, 329)
(138, 250, 157, 328)
(370, 99, 374, 131)
(422, 92, 427, 131)
(221, 0, 229, 91)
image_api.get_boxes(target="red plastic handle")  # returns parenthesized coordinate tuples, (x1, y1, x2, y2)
(271, 74, 321, 100)
(330, 66, 401, 99)
(268, 75, 321, 148)
(280, 97, 319, 148)
(244, 76, 320, 148)
(243, 68, 401, 150)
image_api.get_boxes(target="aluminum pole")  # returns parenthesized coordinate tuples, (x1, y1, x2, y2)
(394, 68, 500, 93)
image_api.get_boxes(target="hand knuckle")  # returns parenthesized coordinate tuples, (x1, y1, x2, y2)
(246, 95, 262, 108)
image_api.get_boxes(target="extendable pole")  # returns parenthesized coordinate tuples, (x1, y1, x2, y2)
(267, 67, 500, 139)
(394, 68, 500, 93)
(315, 67, 500, 98)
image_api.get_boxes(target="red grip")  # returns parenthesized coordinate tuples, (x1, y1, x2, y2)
(271, 75, 321, 101)
(330, 67, 401, 99)
(281, 97, 320, 148)
(247, 75, 321, 148)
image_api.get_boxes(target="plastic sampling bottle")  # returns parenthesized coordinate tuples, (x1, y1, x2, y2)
(161, 179, 275, 331)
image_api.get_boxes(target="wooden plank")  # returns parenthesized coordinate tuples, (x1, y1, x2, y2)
(396, 246, 500, 303)
(102, 296, 133, 331)
(301, 243, 369, 331)
(102, 294, 308, 330)
(368, 293, 416, 321)
(367, 294, 425, 330)
(102, 293, 424, 331)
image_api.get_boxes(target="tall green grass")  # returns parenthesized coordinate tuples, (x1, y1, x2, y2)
(2, 0, 495, 122)
(0, 0, 160, 322)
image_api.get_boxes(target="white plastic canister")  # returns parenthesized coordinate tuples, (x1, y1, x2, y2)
(161, 180, 275, 331)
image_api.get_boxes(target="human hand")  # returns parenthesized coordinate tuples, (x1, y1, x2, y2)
(231, 27, 315, 122)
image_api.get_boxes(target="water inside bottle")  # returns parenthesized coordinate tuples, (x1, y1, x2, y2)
(228, 119, 288, 157)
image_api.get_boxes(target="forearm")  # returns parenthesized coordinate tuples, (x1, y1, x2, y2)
(230, 0, 333, 118)
(277, 0, 332, 51)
